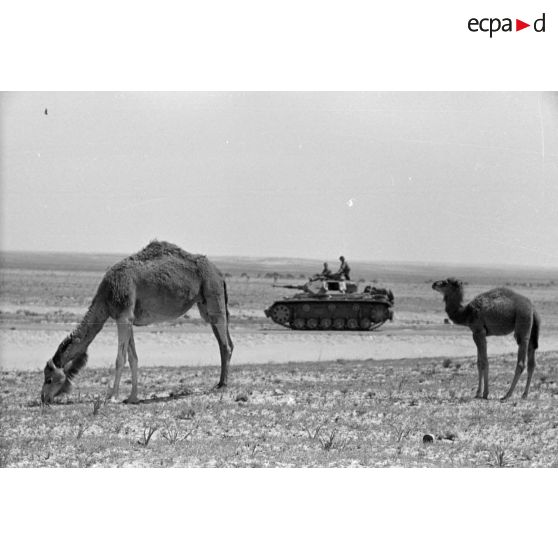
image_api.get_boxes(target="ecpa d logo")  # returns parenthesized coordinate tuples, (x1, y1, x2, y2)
(468, 13, 546, 37)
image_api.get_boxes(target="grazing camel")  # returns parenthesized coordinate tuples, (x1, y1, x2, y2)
(41, 240, 233, 404)
(432, 278, 540, 400)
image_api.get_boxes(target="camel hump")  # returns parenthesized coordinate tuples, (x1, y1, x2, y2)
(131, 240, 199, 262)
(471, 288, 519, 311)
(484, 287, 534, 310)
(129, 240, 214, 279)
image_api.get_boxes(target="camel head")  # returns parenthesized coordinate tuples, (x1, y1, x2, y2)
(41, 360, 71, 403)
(41, 353, 87, 404)
(432, 277, 463, 296)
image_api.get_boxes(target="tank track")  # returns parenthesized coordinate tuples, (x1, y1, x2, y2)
(266, 299, 393, 331)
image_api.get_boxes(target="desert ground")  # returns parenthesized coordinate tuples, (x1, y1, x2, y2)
(1, 251, 557, 467)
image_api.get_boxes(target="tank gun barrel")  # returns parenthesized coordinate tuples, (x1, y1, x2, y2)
(273, 284, 307, 290)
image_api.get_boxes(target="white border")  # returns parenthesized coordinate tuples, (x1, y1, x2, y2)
(0, 1, 556, 90)
(2, 469, 557, 557)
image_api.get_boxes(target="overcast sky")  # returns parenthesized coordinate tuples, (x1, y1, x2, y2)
(1, 92, 557, 267)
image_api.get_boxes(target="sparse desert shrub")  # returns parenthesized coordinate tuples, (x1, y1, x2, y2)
(442, 358, 452, 368)
(161, 425, 181, 445)
(161, 423, 193, 445)
(318, 430, 347, 451)
(75, 422, 89, 440)
(319, 431, 337, 451)
(490, 445, 507, 468)
(390, 424, 413, 442)
(245, 442, 260, 457)
(305, 421, 326, 441)
(92, 395, 107, 416)
(137, 425, 158, 447)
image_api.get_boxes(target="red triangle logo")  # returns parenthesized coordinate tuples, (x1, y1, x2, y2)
(516, 19, 530, 31)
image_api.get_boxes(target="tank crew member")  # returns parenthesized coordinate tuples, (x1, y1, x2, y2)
(311, 262, 333, 281)
(321, 262, 332, 278)
(337, 256, 351, 280)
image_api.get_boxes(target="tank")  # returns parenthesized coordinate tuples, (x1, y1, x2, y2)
(264, 279, 394, 331)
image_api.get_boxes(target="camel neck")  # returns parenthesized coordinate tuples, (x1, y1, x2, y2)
(53, 297, 108, 367)
(444, 292, 468, 325)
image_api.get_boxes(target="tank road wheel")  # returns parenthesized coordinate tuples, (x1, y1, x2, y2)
(319, 318, 333, 330)
(271, 304, 291, 326)
(333, 318, 345, 330)
(306, 318, 319, 330)
(347, 318, 359, 330)
(359, 317, 372, 330)
(293, 318, 306, 330)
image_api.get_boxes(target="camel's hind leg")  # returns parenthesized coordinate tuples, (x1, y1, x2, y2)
(502, 334, 530, 401)
(522, 312, 539, 399)
(108, 317, 133, 402)
(521, 344, 536, 399)
(210, 322, 234, 387)
(125, 329, 139, 404)
(473, 331, 489, 399)
(198, 300, 233, 388)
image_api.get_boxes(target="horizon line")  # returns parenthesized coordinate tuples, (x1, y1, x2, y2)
(1, 247, 557, 272)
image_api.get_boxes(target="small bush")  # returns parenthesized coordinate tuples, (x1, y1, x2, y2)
(137, 425, 158, 447)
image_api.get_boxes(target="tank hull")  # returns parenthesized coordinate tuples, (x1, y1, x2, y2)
(265, 294, 394, 331)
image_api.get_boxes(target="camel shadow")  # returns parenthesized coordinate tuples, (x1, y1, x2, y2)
(127, 384, 227, 405)
(31, 384, 225, 407)
(30, 389, 197, 408)
(132, 390, 195, 405)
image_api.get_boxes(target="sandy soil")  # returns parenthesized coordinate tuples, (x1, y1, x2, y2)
(3, 319, 558, 372)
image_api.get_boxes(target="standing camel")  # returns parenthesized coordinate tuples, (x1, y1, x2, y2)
(41, 240, 233, 404)
(432, 278, 540, 400)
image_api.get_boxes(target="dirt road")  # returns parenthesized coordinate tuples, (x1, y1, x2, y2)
(3, 320, 557, 371)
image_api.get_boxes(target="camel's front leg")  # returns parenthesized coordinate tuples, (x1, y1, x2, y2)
(502, 337, 528, 400)
(473, 331, 488, 399)
(108, 319, 132, 402)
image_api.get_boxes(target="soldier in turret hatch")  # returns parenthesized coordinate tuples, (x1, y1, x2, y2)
(311, 262, 332, 281)
(337, 256, 351, 280)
